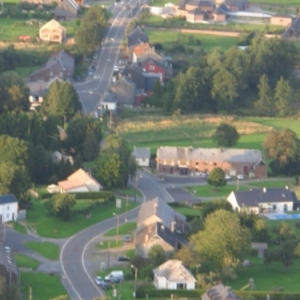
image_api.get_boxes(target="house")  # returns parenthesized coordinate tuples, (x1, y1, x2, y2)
(227, 187, 297, 214)
(137, 197, 186, 231)
(133, 146, 151, 167)
(110, 76, 136, 108)
(54, 0, 79, 20)
(39, 19, 67, 43)
(27, 77, 63, 110)
(0, 244, 18, 291)
(135, 222, 188, 258)
(127, 26, 149, 51)
(122, 64, 146, 92)
(141, 58, 165, 82)
(186, 8, 205, 23)
(213, 5, 228, 22)
(156, 147, 267, 178)
(153, 260, 196, 290)
(58, 168, 102, 193)
(0, 194, 18, 223)
(28, 50, 74, 82)
(270, 14, 293, 26)
(202, 283, 241, 300)
(99, 91, 118, 114)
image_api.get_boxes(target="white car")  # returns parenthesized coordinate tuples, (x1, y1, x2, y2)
(113, 65, 119, 72)
(225, 174, 231, 180)
(237, 174, 244, 180)
(95, 276, 103, 286)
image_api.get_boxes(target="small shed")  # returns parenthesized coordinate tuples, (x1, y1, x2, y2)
(133, 146, 151, 167)
(39, 19, 67, 43)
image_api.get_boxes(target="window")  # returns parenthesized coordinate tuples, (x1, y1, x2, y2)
(214, 162, 217, 166)
(6, 214, 9, 219)
(272, 204, 277, 211)
(196, 162, 198, 165)
(50, 71, 53, 77)
(59, 72, 63, 78)
(177, 283, 187, 289)
(7, 206, 9, 211)
(149, 65, 155, 71)
(284, 204, 288, 212)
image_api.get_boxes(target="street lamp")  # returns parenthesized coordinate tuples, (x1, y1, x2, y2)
(113, 213, 119, 243)
(131, 265, 138, 298)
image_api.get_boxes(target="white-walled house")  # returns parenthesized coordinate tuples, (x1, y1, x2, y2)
(153, 260, 196, 290)
(227, 187, 296, 214)
(58, 168, 102, 193)
(133, 146, 151, 167)
(0, 194, 18, 223)
(100, 92, 118, 114)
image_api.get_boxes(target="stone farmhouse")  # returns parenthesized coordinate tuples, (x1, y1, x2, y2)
(156, 146, 267, 178)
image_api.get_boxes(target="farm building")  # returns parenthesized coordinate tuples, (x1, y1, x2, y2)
(39, 19, 67, 43)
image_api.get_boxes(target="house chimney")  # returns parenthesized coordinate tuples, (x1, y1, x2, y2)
(171, 221, 176, 232)
(263, 187, 267, 193)
(161, 225, 165, 231)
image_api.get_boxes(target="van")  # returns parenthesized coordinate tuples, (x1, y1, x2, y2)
(105, 270, 124, 282)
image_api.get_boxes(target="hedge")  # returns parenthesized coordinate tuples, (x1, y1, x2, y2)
(41, 191, 112, 200)
(137, 289, 300, 300)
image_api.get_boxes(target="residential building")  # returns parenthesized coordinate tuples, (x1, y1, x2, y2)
(270, 14, 293, 26)
(133, 146, 151, 167)
(127, 26, 149, 51)
(135, 222, 187, 258)
(141, 58, 165, 82)
(28, 49, 74, 82)
(153, 260, 196, 290)
(110, 76, 136, 108)
(54, 0, 79, 20)
(137, 197, 186, 232)
(0, 244, 18, 291)
(156, 147, 267, 178)
(58, 168, 102, 193)
(0, 194, 18, 223)
(202, 283, 241, 300)
(227, 187, 296, 214)
(99, 91, 118, 114)
(186, 8, 205, 23)
(39, 19, 67, 43)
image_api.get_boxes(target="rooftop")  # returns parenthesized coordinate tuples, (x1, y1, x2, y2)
(0, 194, 18, 205)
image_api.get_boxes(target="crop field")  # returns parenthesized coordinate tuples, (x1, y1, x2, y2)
(145, 29, 239, 51)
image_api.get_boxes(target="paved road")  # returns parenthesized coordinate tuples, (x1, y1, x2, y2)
(74, 2, 141, 114)
(60, 170, 170, 300)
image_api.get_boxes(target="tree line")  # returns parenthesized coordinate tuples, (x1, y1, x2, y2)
(146, 35, 300, 117)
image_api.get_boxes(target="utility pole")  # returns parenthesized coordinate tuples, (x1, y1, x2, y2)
(116, 214, 119, 244)
(2, 223, 6, 243)
(107, 241, 110, 270)
(29, 287, 32, 300)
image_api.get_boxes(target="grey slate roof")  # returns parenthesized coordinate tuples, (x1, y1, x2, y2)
(136, 222, 188, 248)
(102, 91, 117, 103)
(153, 260, 196, 282)
(45, 49, 74, 71)
(110, 76, 136, 106)
(122, 64, 145, 90)
(197, 0, 214, 7)
(232, 188, 297, 208)
(137, 197, 186, 229)
(202, 283, 241, 300)
(0, 194, 18, 205)
(133, 147, 151, 159)
(55, 0, 78, 18)
(157, 147, 264, 164)
(189, 8, 205, 15)
(127, 26, 149, 49)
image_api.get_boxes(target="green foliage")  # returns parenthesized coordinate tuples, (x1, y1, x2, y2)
(0, 275, 20, 300)
(45, 194, 76, 221)
(148, 244, 166, 267)
(41, 190, 112, 200)
(41, 81, 82, 121)
(263, 129, 300, 175)
(274, 77, 293, 117)
(212, 123, 240, 147)
(14, 253, 40, 269)
(207, 167, 227, 189)
(201, 199, 233, 219)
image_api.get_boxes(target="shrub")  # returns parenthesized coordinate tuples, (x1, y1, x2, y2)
(41, 191, 112, 200)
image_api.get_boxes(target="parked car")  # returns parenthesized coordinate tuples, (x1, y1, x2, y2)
(98, 281, 109, 290)
(225, 174, 231, 180)
(95, 276, 103, 286)
(237, 174, 244, 180)
(93, 53, 98, 59)
(117, 255, 130, 262)
(113, 65, 119, 72)
(123, 235, 131, 242)
(105, 270, 124, 282)
(89, 65, 96, 75)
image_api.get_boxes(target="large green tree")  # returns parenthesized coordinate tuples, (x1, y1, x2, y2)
(263, 129, 300, 175)
(41, 81, 82, 121)
(212, 123, 240, 147)
(274, 77, 293, 117)
(207, 167, 226, 189)
(178, 210, 251, 274)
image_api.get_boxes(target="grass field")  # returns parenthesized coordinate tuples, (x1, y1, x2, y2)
(175, 206, 202, 216)
(96, 240, 124, 250)
(187, 184, 249, 197)
(24, 242, 60, 260)
(104, 222, 136, 237)
(113, 187, 143, 197)
(145, 28, 239, 52)
(267, 219, 300, 239)
(227, 256, 300, 292)
(20, 272, 67, 300)
(14, 253, 40, 269)
(26, 198, 139, 238)
(13, 222, 27, 234)
(72, 200, 100, 211)
(249, 180, 295, 188)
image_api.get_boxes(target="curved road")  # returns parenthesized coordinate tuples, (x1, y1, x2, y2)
(61, 171, 172, 300)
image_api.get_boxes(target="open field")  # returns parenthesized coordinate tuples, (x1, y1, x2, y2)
(15, 253, 40, 269)
(175, 206, 202, 216)
(104, 221, 136, 237)
(145, 28, 239, 51)
(113, 187, 143, 197)
(26, 198, 139, 238)
(227, 256, 300, 292)
(249, 180, 295, 188)
(96, 240, 123, 249)
(20, 272, 67, 300)
(24, 242, 60, 260)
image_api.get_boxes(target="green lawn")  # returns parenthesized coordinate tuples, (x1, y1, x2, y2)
(104, 222, 136, 237)
(26, 198, 139, 238)
(248, 180, 295, 189)
(187, 184, 249, 198)
(267, 219, 300, 239)
(15, 66, 41, 79)
(113, 187, 143, 197)
(175, 206, 202, 217)
(227, 256, 300, 292)
(72, 200, 99, 211)
(24, 242, 60, 260)
(20, 272, 67, 300)
(96, 240, 123, 250)
(14, 254, 40, 269)
(13, 222, 27, 234)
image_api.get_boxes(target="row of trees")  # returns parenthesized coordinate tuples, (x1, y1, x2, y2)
(146, 36, 300, 116)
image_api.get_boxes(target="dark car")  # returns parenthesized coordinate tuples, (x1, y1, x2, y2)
(117, 255, 130, 262)
(123, 235, 131, 242)
(99, 281, 109, 290)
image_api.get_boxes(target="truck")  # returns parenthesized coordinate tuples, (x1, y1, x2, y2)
(105, 270, 124, 283)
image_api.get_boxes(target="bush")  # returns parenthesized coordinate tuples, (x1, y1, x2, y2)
(41, 191, 112, 200)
